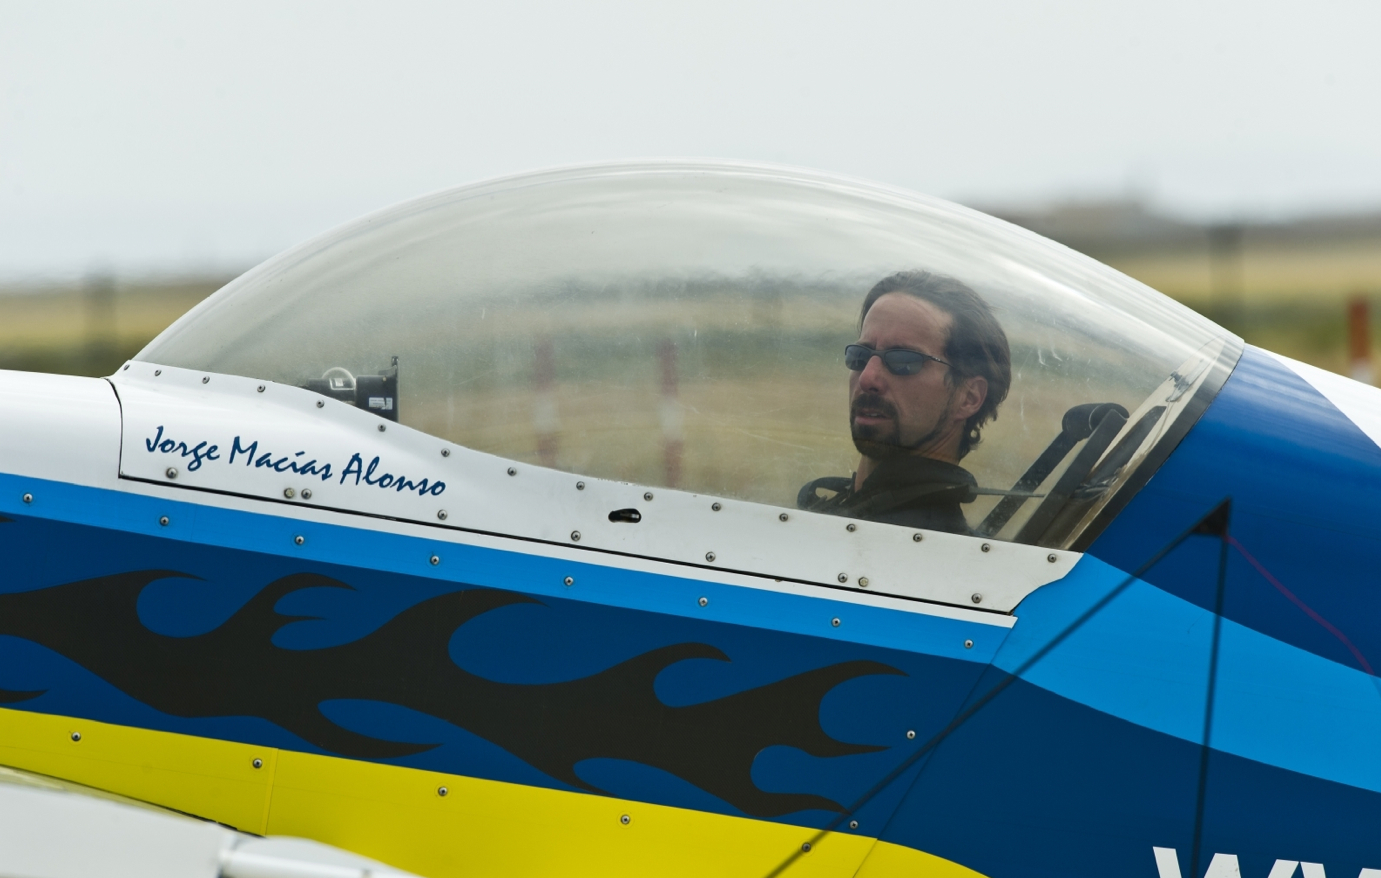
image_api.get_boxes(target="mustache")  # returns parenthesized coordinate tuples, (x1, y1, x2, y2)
(850, 393, 898, 421)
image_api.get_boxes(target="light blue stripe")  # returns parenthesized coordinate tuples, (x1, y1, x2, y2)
(0, 472, 1005, 664)
(1001, 555, 1381, 792)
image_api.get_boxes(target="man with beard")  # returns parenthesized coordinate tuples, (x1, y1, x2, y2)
(797, 271, 1011, 534)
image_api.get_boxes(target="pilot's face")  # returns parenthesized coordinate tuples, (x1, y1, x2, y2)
(849, 293, 960, 460)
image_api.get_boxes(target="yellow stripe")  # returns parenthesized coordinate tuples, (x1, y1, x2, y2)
(0, 706, 985, 878)
(266, 749, 874, 878)
(855, 840, 992, 877)
(0, 706, 274, 833)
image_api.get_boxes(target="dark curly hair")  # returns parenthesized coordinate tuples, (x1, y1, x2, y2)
(859, 271, 1011, 458)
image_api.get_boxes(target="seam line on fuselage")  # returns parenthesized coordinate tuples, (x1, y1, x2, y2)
(113, 472, 1018, 617)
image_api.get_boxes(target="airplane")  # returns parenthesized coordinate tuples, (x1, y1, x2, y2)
(2, 160, 1379, 878)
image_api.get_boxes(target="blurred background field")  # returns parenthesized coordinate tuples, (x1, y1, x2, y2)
(993, 201, 1381, 377)
(4, 200, 1378, 380)
(0, 274, 231, 377)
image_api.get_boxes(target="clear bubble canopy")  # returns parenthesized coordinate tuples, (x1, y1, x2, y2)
(140, 162, 1237, 547)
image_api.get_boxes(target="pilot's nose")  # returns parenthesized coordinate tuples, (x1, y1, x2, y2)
(856, 352, 889, 391)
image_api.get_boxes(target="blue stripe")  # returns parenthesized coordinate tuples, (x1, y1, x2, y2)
(1088, 346, 1381, 677)
(1003, 554, 1381, 794)
(0, 472, 1004, 661)
(881, 670, 1381, 878)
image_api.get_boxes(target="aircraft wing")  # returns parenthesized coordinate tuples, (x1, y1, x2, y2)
(0, 764, 419, 878)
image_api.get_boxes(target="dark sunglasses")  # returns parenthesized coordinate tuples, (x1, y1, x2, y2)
(844, 343, 952, 376)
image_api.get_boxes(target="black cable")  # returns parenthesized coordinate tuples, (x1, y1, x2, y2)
(761, 498, 1233, 878)
(1190, 502, 1233, 878)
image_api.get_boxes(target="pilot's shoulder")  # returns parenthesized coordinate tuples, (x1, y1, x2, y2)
(797, 475, 853, 510)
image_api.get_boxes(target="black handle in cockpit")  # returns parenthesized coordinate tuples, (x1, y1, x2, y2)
(976, 402, 1129, 537)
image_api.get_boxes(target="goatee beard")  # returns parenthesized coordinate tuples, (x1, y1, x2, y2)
(850, 392, 953, 461)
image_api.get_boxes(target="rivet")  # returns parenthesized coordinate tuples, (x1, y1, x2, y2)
(620, 814, 631, 825)
(441, 448, 451, 457)
(981, 543, 991, 553)
(971, 593, 983, 604)
(294, 535, 305, 546)
(508, 467, 518, 476)
(705, 551, 716, 562)
(437, 509, 448, 521)
(122, 364, 130, 370)
(912, 533, 923, 542)
(837, 573, 848, 583)
(22, 493, 32, 504)
(858, 576, 869, 588)
(437, 786, 448, 797)
(154, 369, 161, 376)
(801, 842, 812, 853)
(576, 481, 585, 490)
(165, 467, 178, 480)
(316, 400, 324, 408)
(301, 489, 312, 500)
(849, 820, 859, 830)
(644, 492, 654, 501)
(283, 488, 295, 499)
(252, 758, 263, 769)
(779, 512, 789, 522)
(698, 596, 708, 607)
(564, 576, 574, 587)
(257, 384, 265, 392)
(1047, 553, 1058, 563)
(377, 423, 386, 432)
(159, 516, 170, 527)
(570, 530, 581, 542)
(964, 639, 974, 649)
(429, 555, 440, 566)
(70, 732, 81, 742)
(906, 730, 916, 739)
(201, 376, 209, 384)
(846, 523, 856, 532)
(831, 617, 841, 627)
(711, 502, 722, 511)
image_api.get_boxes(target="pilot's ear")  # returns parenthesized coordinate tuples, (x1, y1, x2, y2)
(956, 375, 987, 419)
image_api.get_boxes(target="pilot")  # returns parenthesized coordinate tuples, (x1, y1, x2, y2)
(798, 271, 1011, 534)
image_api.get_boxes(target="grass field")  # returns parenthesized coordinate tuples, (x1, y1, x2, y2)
(3, 231, 1378, 380)
(0, 275, 230, 377)
(1096, 236, 1381, 376)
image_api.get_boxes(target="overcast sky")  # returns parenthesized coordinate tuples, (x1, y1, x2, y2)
(3, 1, 1380, 280)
